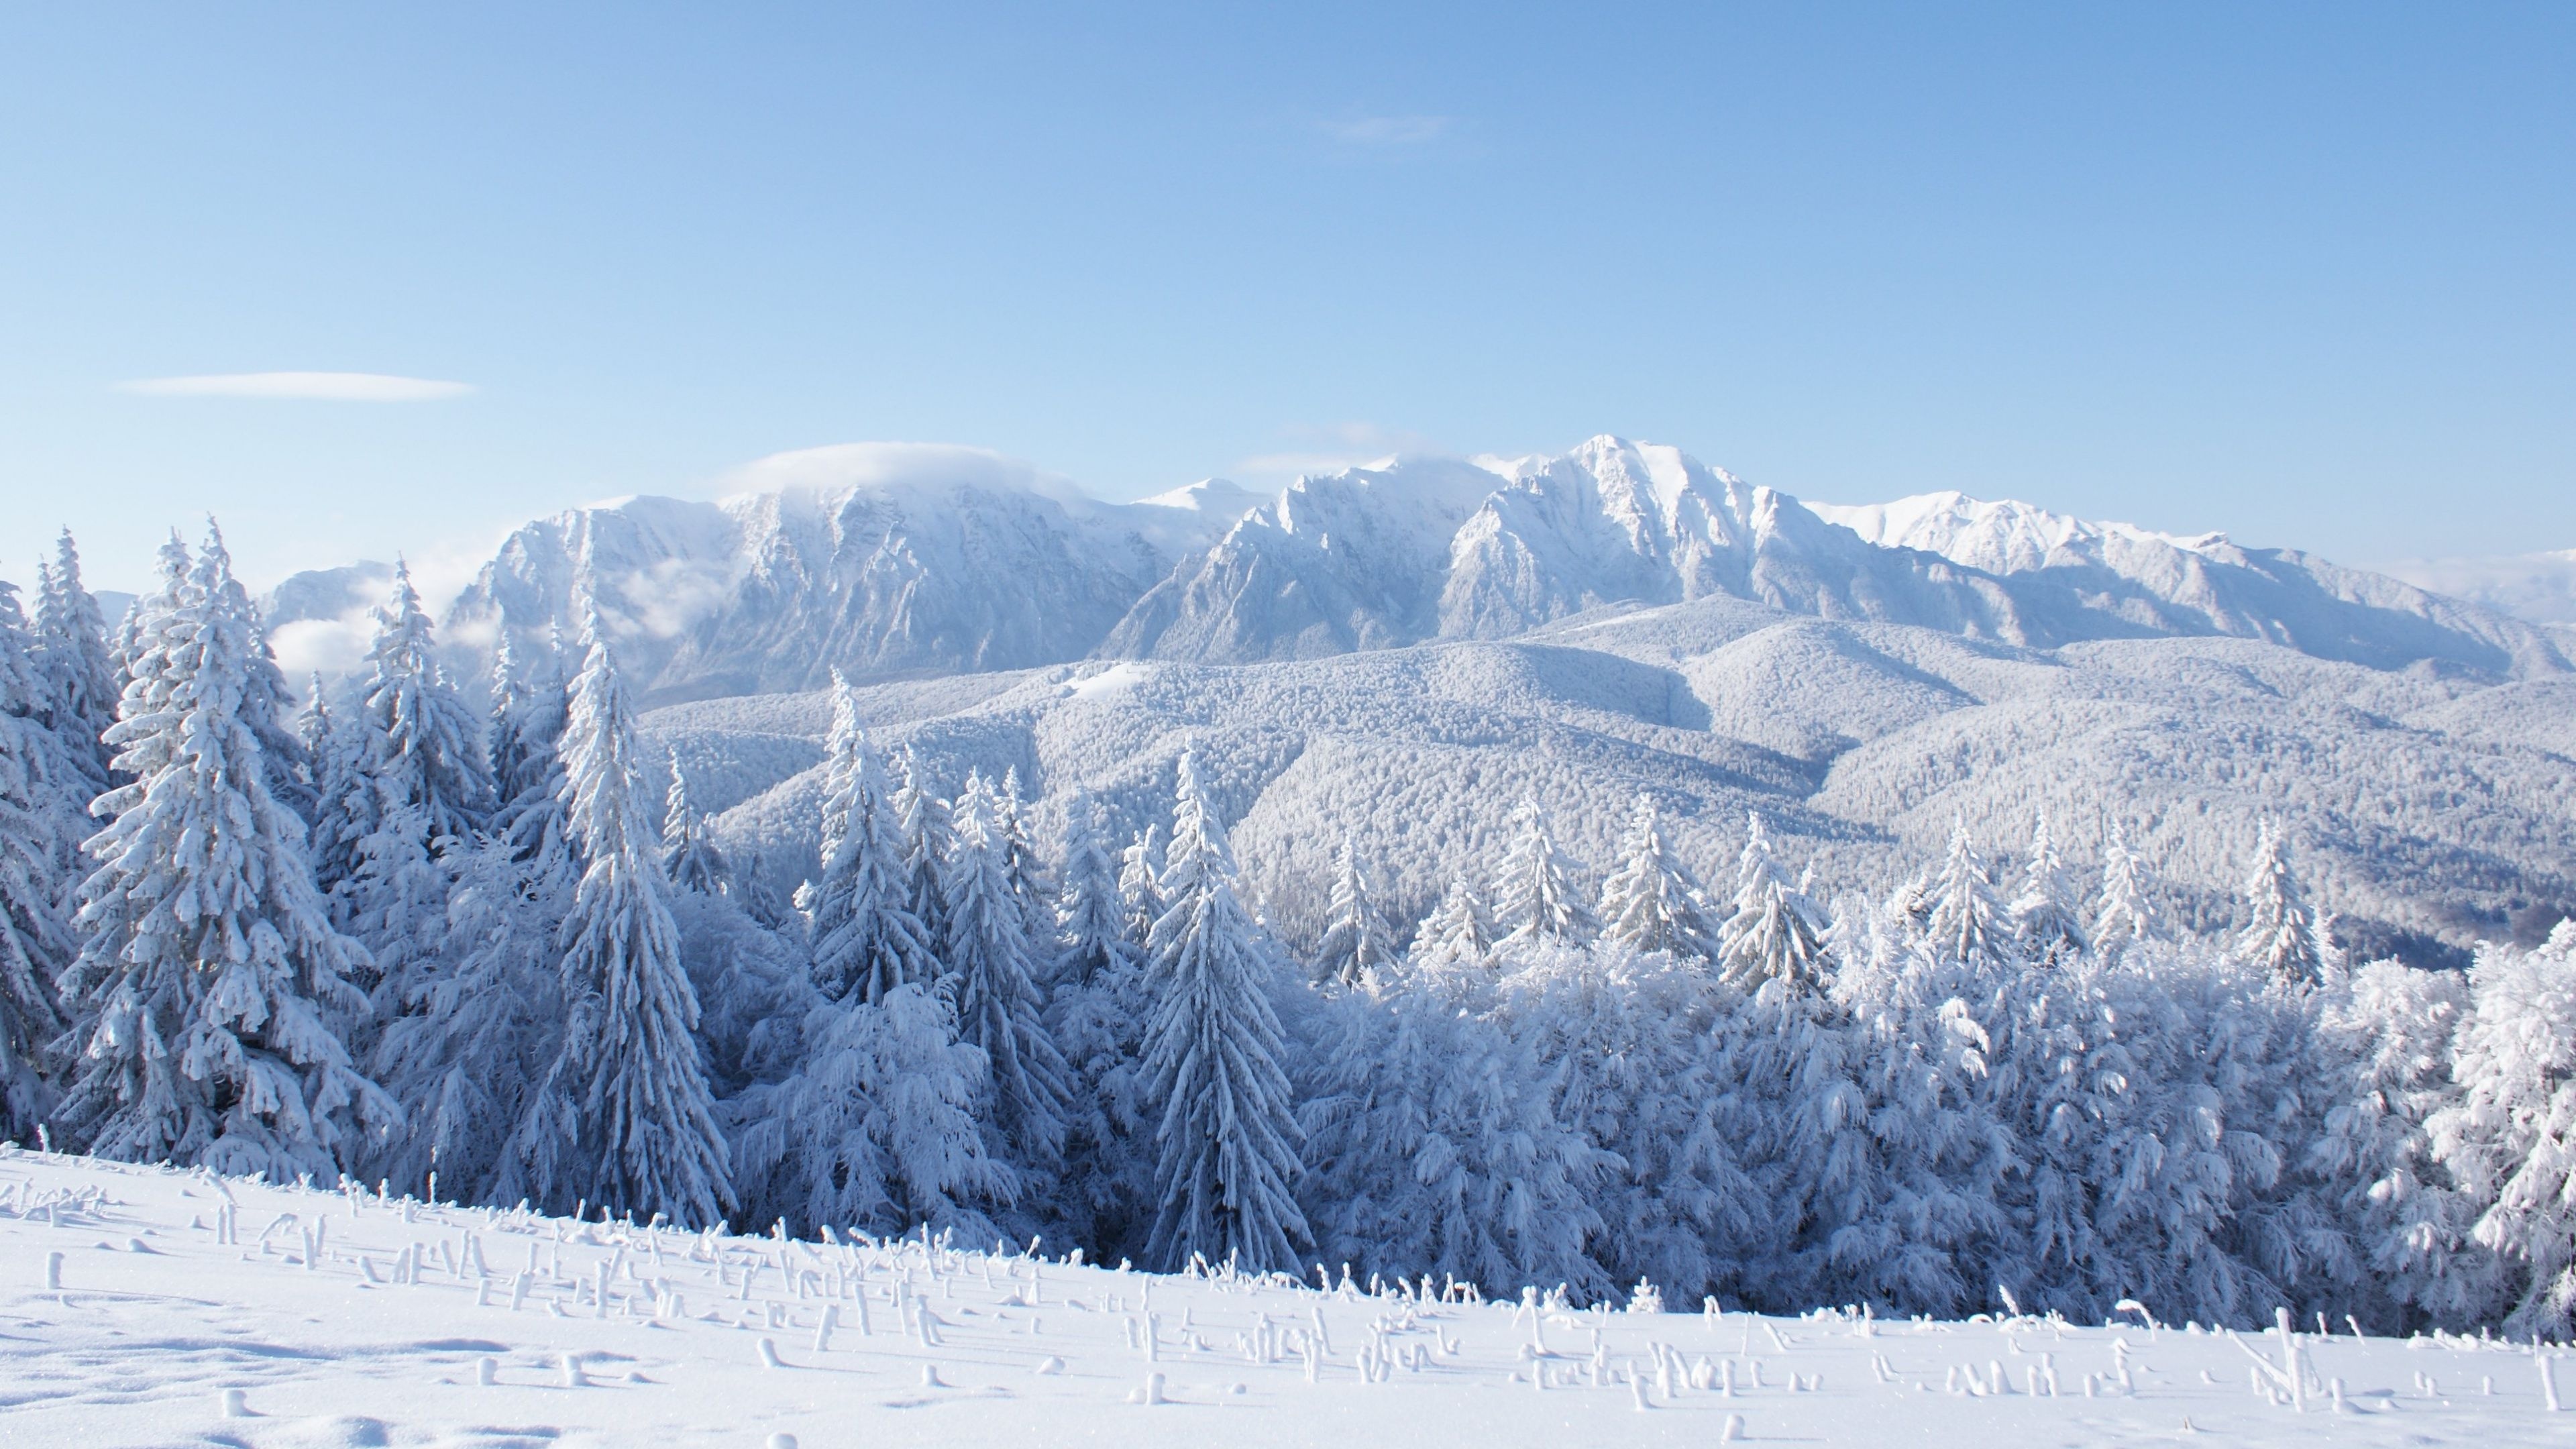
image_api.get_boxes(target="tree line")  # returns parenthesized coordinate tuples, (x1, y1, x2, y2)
(1, 523, 2571, 1338)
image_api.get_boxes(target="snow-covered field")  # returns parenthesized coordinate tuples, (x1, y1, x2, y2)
(5, 1150, 2567, 1448)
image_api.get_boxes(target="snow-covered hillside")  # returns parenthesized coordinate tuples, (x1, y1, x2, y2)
(7, 1148, 2567, 1448)
(426, 436, 2569, 702)
(645, 598, 2576, 967)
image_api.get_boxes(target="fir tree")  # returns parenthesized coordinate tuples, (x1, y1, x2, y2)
(2426, 923, 2576, 1338)
(1923, 818, 2015, 974)
(358, 560, 493, 846)
(943, 771, 1074, 1169)
(731, 980, 1012, 1242)
(801, 674, 930, 1002)
(1118, 824, 1165, 941)
(996, 767, 1056, 950)
(1716, 813, 1831, 993)
(661, 753, 731, 896)
(2237, 820, 2326, 987)
(498, 633, 732, 1227)
(32, 529, 120, 800)
(2009, 814, 2090, 968)
(51, 527, 393, 1179)
(1408, 870, 1495, 971)
(891, 748, 954, 965)
(1046, 789, 1151, 1256)
(0, 585, 73, 1136)
(2090, 818, 2157, 964)
(1054, 790, 1130, 988)
(1313, 833, 1391, 985)
(1490, 797, 1595, 953)
(1596, 794, 1719, 963)
(1140, 749, 1307, 1273)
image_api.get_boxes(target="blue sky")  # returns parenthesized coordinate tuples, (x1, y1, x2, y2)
(2, 3, 2569, 593)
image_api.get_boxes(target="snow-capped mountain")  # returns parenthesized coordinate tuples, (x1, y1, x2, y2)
(435, 435, 2569, 702)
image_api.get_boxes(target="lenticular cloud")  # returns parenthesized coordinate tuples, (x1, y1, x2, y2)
(118, 371, 474, 401)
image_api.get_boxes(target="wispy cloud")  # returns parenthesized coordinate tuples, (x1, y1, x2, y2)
(117, 372, 474, 402)
(1234, 422, 1443, 482)
(1318, 114, 1452, 148)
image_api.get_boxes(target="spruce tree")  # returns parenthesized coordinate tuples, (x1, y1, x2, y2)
(996, 767, 1056, 949)
(2090, 818, 2157, 964)
(1313, 832, 1391, 985)
(499, 632, 732, 1226)
(1140, 749, 1307, 1273)
(0, 585, 73, 1136)
(1597, 794, 1720, 963)
(33, 529, 120, 800)
(1046, 789, 1151, 1258)
(1716, 812, 1831, 993)
(1118, 824, 1164, 941)
(802, 674, 930, 1002)
(2238, 820, 2326, 987)
(892, 748, 954, 963)
(661, 753, 731, 896)
(52, 528, 393, 1179)
(1408, 871, 1495, 970)
(1489, 797, 1594, 953)
(945, 771, 1073, 1165)
(358, 560, 494, 845)
(1923, 818, 2015, 973)
(2009, 814, 2090, 968)
(1054, 790, 1130, 987)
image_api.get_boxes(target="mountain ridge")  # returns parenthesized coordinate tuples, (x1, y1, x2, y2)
(417, 435, 2566, 700)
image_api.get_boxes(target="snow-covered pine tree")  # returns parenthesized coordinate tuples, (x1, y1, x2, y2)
(2090, 818, 2157, 964)
(1715, 813, 1831, 993)
(1313, 833, 1391, 985)
(661, 753, 731, 896)
(2425, 923, 2576, 1338)
(1055, 790, 1130, 987)
(2309, 959, 2496, 1330)
(1046, 788, 1151, 1257)
(730, 980, 1012, 1242)
(2009, 814, 2090, 968)
(1923, 817, 2017, 974)
(498, 631, 732, 1228)
(943, 771, 1073, 1167)
(303, 674, 380, 900)
(33, 529, 120, 800)
(357, 561, 493, 846)
(1489, 797, 1595, 954)
(489, 637, 576, 885)
(0, 584, 73, 1136)
(199, 525, 317, 825)
(50, 527, 393, 1180)
(1118, 824, 1164, 942)
(996, 767, 1056, 950)
(1299, 965, 1611, 1299)
(892, 748, 954, 966)
(2237, 820, 2326, 987)
(802, 674, 930, 1002)
(1140, 749, 1308, 1274)
(1596, 794, 1720, 964)
(1407, 871, 1495, 971)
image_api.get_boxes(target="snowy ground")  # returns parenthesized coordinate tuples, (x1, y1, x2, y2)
(3, 1148, 2567, 1448)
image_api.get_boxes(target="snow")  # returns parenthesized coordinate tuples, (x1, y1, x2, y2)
(5, 1147, 2569, 1447)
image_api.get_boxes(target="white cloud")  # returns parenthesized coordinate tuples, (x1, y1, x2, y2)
(716, 441, 1095, 506)
(1319, 114, 1452, 147)
(117, 372, 474, 402)
(1233, 422, 1443, 483)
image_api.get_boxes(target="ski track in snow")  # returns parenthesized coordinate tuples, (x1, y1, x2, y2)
(2, 1150, 2567, 1448)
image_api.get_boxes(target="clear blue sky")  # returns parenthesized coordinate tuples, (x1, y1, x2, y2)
(2, 3, 2569, 594)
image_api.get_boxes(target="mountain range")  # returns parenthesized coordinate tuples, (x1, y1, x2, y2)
(394, 436, 2567, 703)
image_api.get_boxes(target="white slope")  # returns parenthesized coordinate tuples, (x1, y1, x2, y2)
(9, 1150, 2569, 1448)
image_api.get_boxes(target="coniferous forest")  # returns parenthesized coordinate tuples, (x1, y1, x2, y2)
(7, 524, 2576, 1342)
